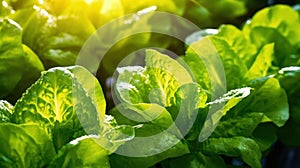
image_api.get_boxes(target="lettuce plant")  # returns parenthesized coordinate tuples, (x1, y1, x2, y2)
(0, 18, 44, 100)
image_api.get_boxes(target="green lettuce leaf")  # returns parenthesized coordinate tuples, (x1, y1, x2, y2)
(0, 100, 13, 123)
(22, 6, 95, 68)
(115, 49, 193, 107)
(245, 43, 274, 81)
(110, 103, 175, 130)
(0, 18, 25, 98)
(245, 78, 289, 127)
(276, 67, 300, 146)
(244, 5, 300, 47)
(0, 18, 45, 101)
(186, 0, 247, 28)
(114, 50, 202, 155)
(243, 5, 300, 67)
(209, 36, 248, 89)
(68, 66, 106, 125)
(276, 66, 300, 96)
(145, 49, 194, 106)
(49, 135, 110, 168)
(212, 112, 264, 138)
(183, 40, 213, 93)
(12, 66, 105, 150)
(168, 83, 203, 135)
(114, 82, 202, 137)
(199, 87, 251, 142)
(110, 129, 189, 168)
(6, 44, 44, 102)
(202, 137, 262, 168)
(115, 66, 152, 105)
(184, 35, 248, 92)
(196, 0, 247, 19)
(213, 112, 277, 152)
(99, 116, 135, 154)
(215, 25, 257, 68)
(49, 114, 134, 168)
(109, 103, 190, 167)
(247, 27, 294, 67)
(0, 123, 56, 168)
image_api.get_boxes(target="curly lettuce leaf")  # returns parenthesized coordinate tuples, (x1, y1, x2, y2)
(114, 82, 201, 136)
(215, 25, 257, 68)
(0, 123, 56, 168)
(212, 112, 264, 138)
(184, 35, 248, 91)
(115, 66, 152, 105)
(145, 49, 194, 106)
(115, 49, 193, 107)
(212, 111, 276, 151)
(12, 66, 105, 150)
(209, 36, 248, 90)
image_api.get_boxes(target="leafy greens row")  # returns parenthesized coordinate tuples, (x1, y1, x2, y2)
(0, 0, 270, 100)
